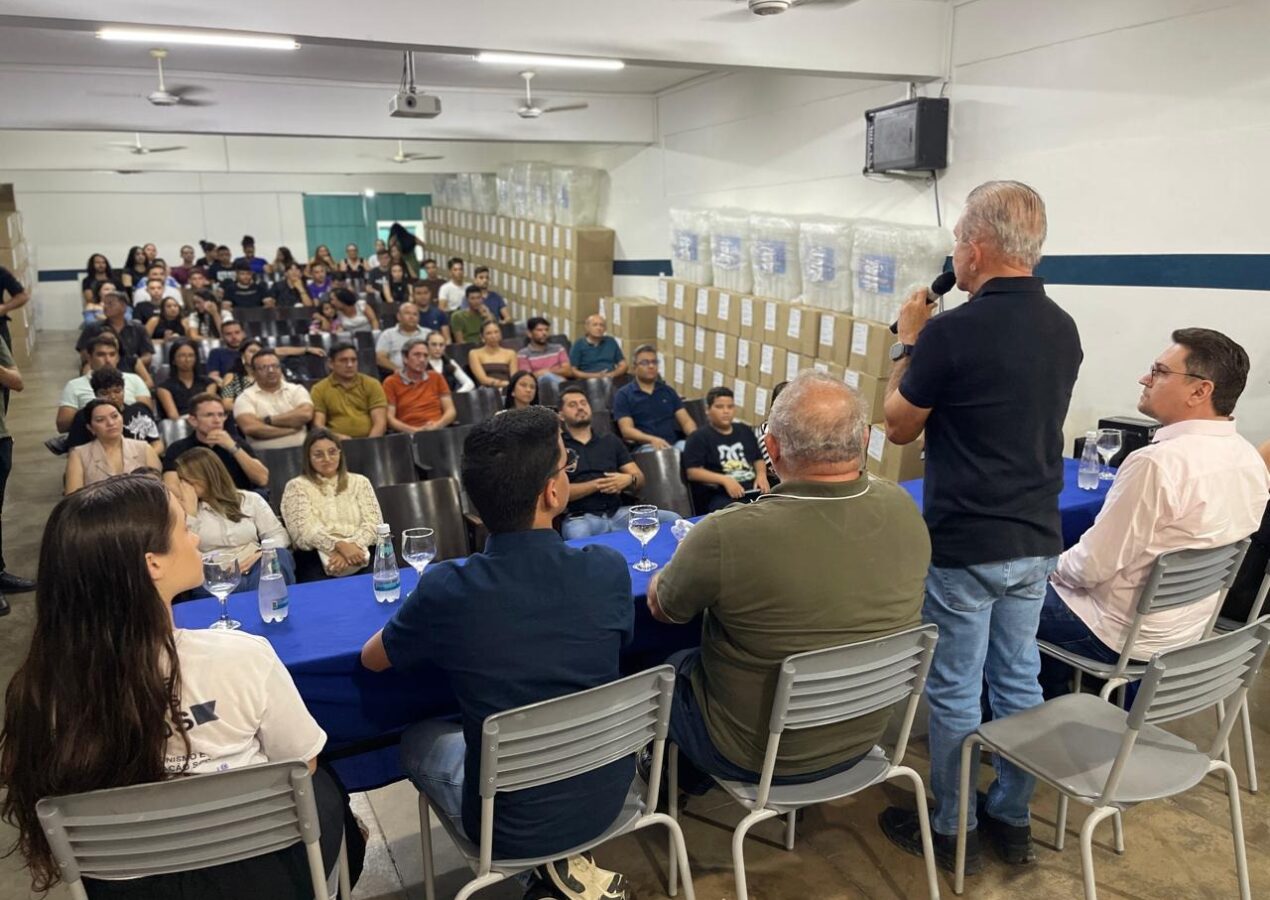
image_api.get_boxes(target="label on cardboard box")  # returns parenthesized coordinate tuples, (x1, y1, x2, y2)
(710, 370, 725, 388)
(754, 386, 770, 418)
(843, 369, 861, 390)
(733, 379, 748, 408)
(813, 361, 830, 374)
(552, 258, 560, 280)
(564, 288, 573, 309)
(694, 329, 706, 355)
(867, 425, 887, 463)
(674, 358, 686, 384)
(657, 316, 667, 341)
(696, 289, 710, 316)
(764, 303, 778, 333)
(785, 352, 801, 383)
(819, 315, 836, 347)
(674, 283, 686, 310)
(717, 292, 731, 319)
(713, 332, 727, 360)
(613, 302, 623, 328)
(657, 280, 668, 305)
(851, 321, 869, 357)
(737, 339, 751, 368)
(674, 322, 686, 348)
(760, 344, 775, 375)
(692, 364, 704, 391)
(788, 308, 803, 340)
(740, 297, 754, 328)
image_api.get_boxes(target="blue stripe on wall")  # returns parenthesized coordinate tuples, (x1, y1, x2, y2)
(37, 254, 1270, 291)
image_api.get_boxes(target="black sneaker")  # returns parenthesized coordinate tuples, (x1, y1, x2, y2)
(878, 806, 982, 875)
(976, 793, 1035, 865)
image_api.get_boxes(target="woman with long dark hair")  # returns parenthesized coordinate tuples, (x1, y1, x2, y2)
(503, 369, 540, 411)
(219, 337, 262, 413)
(121, 245, 148, 290)
(81, 253, 122, 304)
(0, 475, 363, 896)
(156, 339, 213, 419)
(148, 296, 194, 343)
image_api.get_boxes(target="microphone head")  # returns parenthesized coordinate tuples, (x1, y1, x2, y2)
(931, 271, 957, 296)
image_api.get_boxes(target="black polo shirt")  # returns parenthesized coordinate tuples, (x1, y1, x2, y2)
(899, 276, 1082, 567)
(224, 280, 269, 309)
(162, 431, 258, 489)
(564, 429, 634, 517)
(75, 320, 155, 371)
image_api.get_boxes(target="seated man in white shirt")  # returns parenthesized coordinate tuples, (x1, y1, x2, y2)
(232, 348, 315, 450)
(57, 332, 153, 433)
(1039, 328, 1270, 697)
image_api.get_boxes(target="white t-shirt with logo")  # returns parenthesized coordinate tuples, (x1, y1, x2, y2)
(165, 629, 326, 775)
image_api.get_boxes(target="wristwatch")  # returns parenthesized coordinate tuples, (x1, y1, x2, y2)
(889, 341, 914, 362)
(264, 414, 273, 426)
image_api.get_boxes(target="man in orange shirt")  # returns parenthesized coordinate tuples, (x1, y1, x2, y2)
(385, 337, 457, 433)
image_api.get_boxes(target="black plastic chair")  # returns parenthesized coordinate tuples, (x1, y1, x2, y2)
(352, 331, 375, 353)
(548, 332, 571, 348)
(445, 342, 476, 371)
(538, 378, 562, 410)
(682, 398, 707, 430)
(500, 337, 526, 352)
(632, 448, 693, 517)
(411, 425, 473, 481)
(356, 347, 379, 379)
(341, 433, 418, 487)
(452, 388, 499, 427)
(374, 479, 469, 564)
(256, 445, 306, 515)
(590, 413, 616, 439)
(371, 301, 398, 329)
(500, 322, 520, 339)
(281, 353, 327, 386)
(583, 377, 615, 412)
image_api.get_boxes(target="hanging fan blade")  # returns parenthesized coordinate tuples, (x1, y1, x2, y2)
(166, 84, 208, 96)
(400, 154, 444, 161)
(145, 146, 187, 153)
(176, 98, 215, 107)
(541, 103, 590, 114)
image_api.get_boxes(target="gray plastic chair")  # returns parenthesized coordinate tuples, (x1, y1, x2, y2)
(1039, 539, 1250, 703)
(36, 760, 350, 900)
(955, 619, 1270, 900)
(667, 624, 941, 900)
(415, 665, 695, 900)
(1213, 558, 1270, 792)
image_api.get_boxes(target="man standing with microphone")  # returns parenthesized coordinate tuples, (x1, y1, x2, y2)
(878, 181, 1082, 874)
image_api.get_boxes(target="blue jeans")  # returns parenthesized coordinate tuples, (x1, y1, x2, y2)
(400, 718, 467, 837)
(185, 547, 296, 599)
(561, 507, 681, 541)
(923, 555, 1054, 835)
(1036, 584, 1124, 701)
(633, 440, 686, 454)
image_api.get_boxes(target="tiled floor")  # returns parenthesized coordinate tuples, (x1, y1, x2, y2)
(0, 332, 1267, 900)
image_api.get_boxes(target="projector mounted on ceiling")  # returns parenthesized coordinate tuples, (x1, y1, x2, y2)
(389, 50, 441, 119)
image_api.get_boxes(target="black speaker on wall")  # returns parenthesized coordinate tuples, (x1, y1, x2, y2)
(864, 97, 949, 174)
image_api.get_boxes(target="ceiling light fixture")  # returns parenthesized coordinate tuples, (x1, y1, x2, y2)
(363, 188, 376, 198)
(475, 51, 623, 71)
(97, 27, 299, 50)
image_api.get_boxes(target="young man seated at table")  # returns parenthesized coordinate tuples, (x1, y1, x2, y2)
(164, 393, 269, 493)
(1037, 328, 1270, 697)
(384, 338, 456, 434)
(681, 386, 769, 514)
(311, 343, 388, 440)
(645, 372, 929, 799)
(559, 385, 679, 540)
(613, 346, 696, 453)
(361, 407, 635, 900)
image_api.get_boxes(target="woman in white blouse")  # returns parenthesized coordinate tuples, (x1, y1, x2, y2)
(281, 428, 383, 578)
(173, 447, 296, 592)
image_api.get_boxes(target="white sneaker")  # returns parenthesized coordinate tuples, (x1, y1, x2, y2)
(541, 853, 629, 900)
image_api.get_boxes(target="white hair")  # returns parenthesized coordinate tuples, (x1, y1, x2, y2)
(960, 180, 1047, 268)
(767, 371, 869, 469)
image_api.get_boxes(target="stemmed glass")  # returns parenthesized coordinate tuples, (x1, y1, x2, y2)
(628, 505, 661, 573)
(1095, 428, 1123, 481)
(402, 527, 437, 588)
(203, 551, 242, 631)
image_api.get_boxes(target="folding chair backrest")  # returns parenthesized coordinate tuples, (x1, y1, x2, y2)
(452, 389, 498, 426)
(36, 761, 322, 889)
(159, 418, 191, 447)
(341, 433, 418, 486)
(258, 445, 306, 515)
(538, 378, 561, 410)
(411, 425, 473, 480)
(480, 665, 673, 798)
(583, 377, 615, 412)
(632, 448, 693, 517)
(1137, 540, 1250, 618)
(681, 398, 707, 430)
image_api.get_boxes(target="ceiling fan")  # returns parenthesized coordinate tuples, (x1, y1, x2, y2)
(146, 48, 212, 107)
(515, 72, 589, 119)
(388, 140, 443, 163)
(705, 0, 859, 21)
(108, 132, 186, 155)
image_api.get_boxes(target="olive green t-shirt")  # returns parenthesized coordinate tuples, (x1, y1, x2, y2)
(657, 475, 930, 775)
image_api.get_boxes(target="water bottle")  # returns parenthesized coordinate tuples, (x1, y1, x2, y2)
(1078, 430, 1101, 491)
(372, 523, 401, 604)
(257, 538, 290, 623)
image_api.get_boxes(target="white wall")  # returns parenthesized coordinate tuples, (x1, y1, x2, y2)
(595, 0, 1270, 445)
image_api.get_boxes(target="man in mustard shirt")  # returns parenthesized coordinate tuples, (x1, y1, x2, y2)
(311, 343, 388, 439)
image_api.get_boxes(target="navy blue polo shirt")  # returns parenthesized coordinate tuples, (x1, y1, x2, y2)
(419, 304, 450, 333)
(207, 345, 241, 378)
(381, 529, 634, 859)
(569, 335, 625, 374)
(612, 379, 684, 445)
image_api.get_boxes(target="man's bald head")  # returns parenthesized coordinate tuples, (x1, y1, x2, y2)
(766, 371, 868, 477)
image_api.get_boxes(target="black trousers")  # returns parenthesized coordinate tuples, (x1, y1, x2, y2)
(0, 435, 11, 574)
(0, 315, 11, 413)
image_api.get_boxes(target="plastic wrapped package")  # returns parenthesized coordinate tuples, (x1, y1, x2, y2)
(799, 217, 855, 313)
(669, 208, 712, 285)
(709, 208, 752, 294)
(496, 164, 515, 217)
(432, 174, 453, 209)
(469, 173, 498, 214)
(511, 161, 533, 219)
(526, 162, 555, 223)
(749, 213, 801, 300)
(455, 173, 474, 212)
(552, 166, 601, 227)
(850, 220, 953, 325)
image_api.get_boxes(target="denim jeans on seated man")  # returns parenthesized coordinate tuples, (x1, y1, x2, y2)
(1035, 582, 1123, 701)
(561, 507, 681, 541)
(922, 555, 1054, 837)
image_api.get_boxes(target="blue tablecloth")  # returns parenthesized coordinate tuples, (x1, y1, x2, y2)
(172, 458, 1111, 791)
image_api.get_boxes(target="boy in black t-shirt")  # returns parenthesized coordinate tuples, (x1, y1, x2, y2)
(681, 386, 769, 514)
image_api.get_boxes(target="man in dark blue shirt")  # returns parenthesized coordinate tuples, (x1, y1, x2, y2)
(361, 407, 634, 898)
(569, 315, 628, 379)
(612, 345, 697, 452)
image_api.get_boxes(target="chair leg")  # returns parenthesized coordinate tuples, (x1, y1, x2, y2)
(1216, 761, 1252, 900)
(890, 765, 941, 900)
(1073, 669, 1083, 694)
(1055, 795, 1068, 852)
(418, 793, 437, 900)
(1239, 703, 1258, 794)
(454, 872, 508, 900)
(954, 735, 977, 896)
(668, 744, 679, 897)
(784, 810, 796, 851)
(661, 813, 698, 900)
(338, 836, 352, 900)
(731, 809, 777, 900)
(1079, 807, 1116, 900)
(1111, 810, 1124, 855)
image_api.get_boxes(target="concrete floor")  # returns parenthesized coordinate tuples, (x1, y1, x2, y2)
(0, 332, 1267, 900)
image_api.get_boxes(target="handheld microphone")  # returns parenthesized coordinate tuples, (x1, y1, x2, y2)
(889, 271, 957, 335)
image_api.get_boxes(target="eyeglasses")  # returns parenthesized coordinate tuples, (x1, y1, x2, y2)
(310, 449, 342, 461)
(549, 448, 579, 478)
(1147, 363, 1212, 384)
(253, 364, 281, 373)
(635, 359, 659, 368)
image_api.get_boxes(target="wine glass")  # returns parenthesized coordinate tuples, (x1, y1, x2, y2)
(202, 551, 242, 631)
(402, 527, 437, 586)
(1095, 428, 1123, 481)
(628, 505, 661, 573)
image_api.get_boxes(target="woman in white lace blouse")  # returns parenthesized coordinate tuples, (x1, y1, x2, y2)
(281, 428, 383, 577)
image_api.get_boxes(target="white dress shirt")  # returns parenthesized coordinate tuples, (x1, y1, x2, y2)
(1053, 418, 1270, 657)
(188, 491, 290, 568)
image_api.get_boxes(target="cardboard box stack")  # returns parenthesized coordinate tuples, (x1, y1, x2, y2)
(0, 185, 35, 366)
(423, 205, 615, 343)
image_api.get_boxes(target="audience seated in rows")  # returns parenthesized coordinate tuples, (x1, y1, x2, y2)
(374, 301, 427, 374)
(559, 384, 678, 540)
(0, 475, 366, 895)
(517, 317, 572, 385)
(504, 370, 540, 412)
(217, 337, 261, 410)
(76, 287, 155, 387)
(269, 261, 309, 307)
(682, 386, 768, 514)
(132, 263, 181, 308)
(384, 338, 456, 434)
(340, 241, 368, 278)
(426, 331, 474, 393)
(470, 320, 517, 389)
(156, 339, 213, 420)
(175, 448, 296, 593)
(281, 428, 383, 579)
(186, 288, 227, 340)
(234, 348, 315, 450)
(614, 345, 696, 452)
(361, 408, 635, 899)
(312, 343, 387, 439)
(64, 399, 162, 494)
(66, 366, 161, 454)
(647, 371, 929, 795)
(80, 253, 125, 304)
(569, 314, 627, 379)
(163, 393, 268, 492)
(1038, 328, 1270, 696)
(58, 332, 153, 433)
